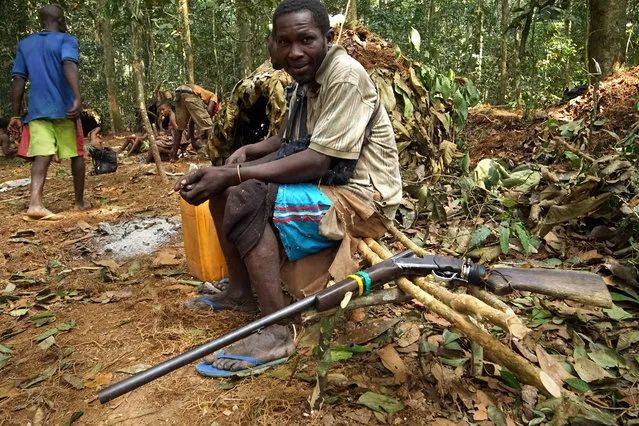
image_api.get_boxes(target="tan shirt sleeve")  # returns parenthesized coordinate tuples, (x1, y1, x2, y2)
(309, 82, 374, 160)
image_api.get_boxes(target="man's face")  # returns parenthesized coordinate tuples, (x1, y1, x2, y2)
(160, 106, 170, 117)
(271, 11, 333, 85)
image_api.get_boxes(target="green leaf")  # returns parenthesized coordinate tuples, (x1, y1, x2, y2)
(443, 330, 461, 346)
(30, 313, 57, 327)
(588, 349, 623, 369)
(460, 152, 470, 176)
(512, 222, 530, 254)
(610, 291, 639, 305)
(402, 94, 414, 117)
(470, 226, 491, 249)
(87, 363, 101, 374)
(409, 27, 421, 52)
(0, 354, 11, 370)
(33, 328, 58, 343)
(9, 308, 28, 317)
(331, 344, 371, 353)
(0, 345, 13, 354)
(419, 341, 438, 353)
(499, 369, 521, 390)
(62, 411, 84, 426)
(564, 151, 581, 168)
(393, 44, 401, 60)
(499, 198, 518, 208)
(441, 358, 467, 367)
(329, 350, 353, 361)
(603, 303, 634, 321)
(487, 406, 508, 426)
(565, 377, 591, 392)
(357, 391, 405, 415)
(56, 320, 76, 331)
(617, 330, 639, 351)
(498, 221, 510, 254)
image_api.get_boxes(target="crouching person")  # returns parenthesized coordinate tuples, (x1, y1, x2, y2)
(176, 0, 401, 377)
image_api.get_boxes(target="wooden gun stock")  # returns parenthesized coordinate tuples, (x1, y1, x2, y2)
(485, 267, 612, 308)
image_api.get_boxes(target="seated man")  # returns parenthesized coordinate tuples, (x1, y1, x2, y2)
(176, 0, 401, 377)
(146, 101, 189, 162)
(0, 118, 18, 158)
(173, 83, 219, 161)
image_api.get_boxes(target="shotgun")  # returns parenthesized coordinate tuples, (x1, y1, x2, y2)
(98, 250, 611, 403)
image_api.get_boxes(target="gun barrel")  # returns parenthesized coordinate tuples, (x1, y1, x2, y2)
(98, 250, 415, 403)
(98, 296, 317, 404)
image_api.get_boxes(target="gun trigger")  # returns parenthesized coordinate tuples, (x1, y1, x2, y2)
(431, 270, 467, 283)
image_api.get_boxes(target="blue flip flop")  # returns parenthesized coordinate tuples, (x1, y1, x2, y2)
(184, 295, 258, 313)
(195, 350, 289, 378)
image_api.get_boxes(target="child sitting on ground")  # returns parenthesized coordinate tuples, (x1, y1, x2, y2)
(0, 117, 17, 157)
(120, 132, 149, 156)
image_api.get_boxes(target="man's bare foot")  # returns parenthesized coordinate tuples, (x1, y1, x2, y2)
(204, 324, 295, 371)
(184, 289, 258, 312)
(25, 205, 55, 219)
(75, 201, 91, 210)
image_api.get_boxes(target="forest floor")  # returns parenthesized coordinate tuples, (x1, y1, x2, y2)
(0, 68, 638, 426)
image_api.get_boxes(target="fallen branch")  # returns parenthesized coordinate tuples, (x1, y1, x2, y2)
(301, 287, 411, 323)
(552, 136, 596, 163)
(385, 225, 530, 338)
(359, 239, 562, 398)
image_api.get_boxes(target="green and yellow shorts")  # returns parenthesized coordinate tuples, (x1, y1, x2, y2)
(18, 119, 84, 159)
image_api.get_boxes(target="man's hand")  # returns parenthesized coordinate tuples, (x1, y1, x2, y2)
(66, 98, 82, 119)
(8, 118, 22, 138)
(175, 167, 237, 206)
(226, 146, 248, 165)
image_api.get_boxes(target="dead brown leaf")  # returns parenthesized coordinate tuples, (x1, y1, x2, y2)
(83, 372, 113, 388)
(153, 249, 182, 268)
(395, 322, 420, 347)
(577, 249, 603, 264)
(535, 346, 573, 385)
(93, 259, 120, 271)
(377, 344, 411, 385)
(425, 312, 451, 327)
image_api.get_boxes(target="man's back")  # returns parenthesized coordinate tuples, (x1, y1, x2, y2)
(12, 31, 79, 123)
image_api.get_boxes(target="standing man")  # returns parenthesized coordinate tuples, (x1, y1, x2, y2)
(9, 4, 89, 221)
(172, 83, 219, 161)
(177, 0, 401, 377)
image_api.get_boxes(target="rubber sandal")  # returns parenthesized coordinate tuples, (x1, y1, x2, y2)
(195, 350, 289, 378)
(23, 214, 65, 222)
(183, 295, 258, 313)
(197, 279, 230, 295)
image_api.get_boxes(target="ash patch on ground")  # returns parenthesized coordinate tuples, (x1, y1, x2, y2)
(95, 217, 181, 260)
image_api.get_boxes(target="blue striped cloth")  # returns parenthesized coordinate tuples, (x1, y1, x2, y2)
(273, 184, 339, 262)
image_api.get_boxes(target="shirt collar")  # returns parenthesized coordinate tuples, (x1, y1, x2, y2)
(313, 45, 346, 86)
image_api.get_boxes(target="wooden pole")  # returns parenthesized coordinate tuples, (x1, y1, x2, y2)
(359, 239, 562, 398)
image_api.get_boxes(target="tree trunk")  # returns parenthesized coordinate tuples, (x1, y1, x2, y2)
(518, 3, 534, 63)
(180, 0, 195, 84)
(131, 22, 168, 184)
(98, 4, 124, 133)
(212, 0, 221, 93)
(513, 0, 523, 105)
(563, 0, 573, 88)
(236, 0, 252, 78)
(474, 0, 484, 81)
(588, 0, 628, 80)
(497, 0, 509, 104)
(345, 0, 357, 23)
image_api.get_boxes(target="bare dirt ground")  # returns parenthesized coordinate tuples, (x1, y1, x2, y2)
(0, 139, 508, 426)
